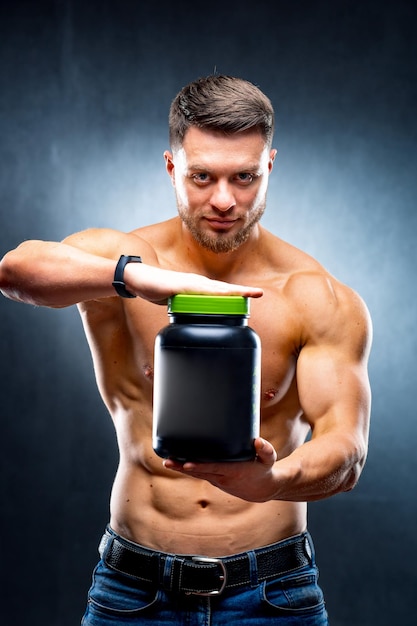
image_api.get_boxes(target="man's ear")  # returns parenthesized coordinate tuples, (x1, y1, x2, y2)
(268, 148, 277, 173)
(164, 150, 175, 185)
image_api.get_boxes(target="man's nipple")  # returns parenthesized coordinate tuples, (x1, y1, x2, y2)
(264, 388, 277, 401)
(143, 364, 154, 380)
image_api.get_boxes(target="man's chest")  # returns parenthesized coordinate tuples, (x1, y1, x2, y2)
(127, 296, 300, 408)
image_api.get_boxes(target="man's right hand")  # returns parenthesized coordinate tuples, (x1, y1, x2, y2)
(123, 262, 263, 305)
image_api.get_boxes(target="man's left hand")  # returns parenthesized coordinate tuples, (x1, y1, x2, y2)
(163, 437, 278, 502)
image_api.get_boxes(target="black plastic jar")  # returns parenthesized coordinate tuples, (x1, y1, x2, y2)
(153, 294, 261, 462)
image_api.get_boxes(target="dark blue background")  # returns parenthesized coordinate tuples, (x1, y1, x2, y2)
(1, 1, 416, 624)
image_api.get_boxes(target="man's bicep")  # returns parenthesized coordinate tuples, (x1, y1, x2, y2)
(63, 228, 159, 266)
(296, 341, 371, 443)
(62, 228, 125, 258)
(296, 283, 372, 428)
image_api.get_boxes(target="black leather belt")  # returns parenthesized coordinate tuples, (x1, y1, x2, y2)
(100, 528, 312, 596)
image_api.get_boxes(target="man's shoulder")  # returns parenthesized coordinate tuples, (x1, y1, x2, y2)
(260, 231, 370, 338)
(130, 218, 177, 243)
(63, 226, 141, 256)
(282, 263, 371, 347)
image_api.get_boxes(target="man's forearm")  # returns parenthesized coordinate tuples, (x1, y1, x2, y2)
(270, 432, 367, 503)
(0, 240, 116, 307)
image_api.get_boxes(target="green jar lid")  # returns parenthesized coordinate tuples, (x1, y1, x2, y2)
(168, 294, 250, 316)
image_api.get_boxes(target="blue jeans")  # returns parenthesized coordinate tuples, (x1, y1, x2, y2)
(81, 528, 329, 625)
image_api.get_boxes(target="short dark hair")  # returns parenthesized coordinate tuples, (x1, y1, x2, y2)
(169, 74, 275, 150)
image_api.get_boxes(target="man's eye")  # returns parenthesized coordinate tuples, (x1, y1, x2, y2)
(235, 173, 254, 184)
(192, 173, 210, 183)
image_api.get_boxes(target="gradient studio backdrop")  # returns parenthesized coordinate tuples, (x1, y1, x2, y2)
(0, 1, 416, 625)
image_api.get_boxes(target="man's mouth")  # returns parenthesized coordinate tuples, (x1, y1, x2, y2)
(205, 218, 238, 230)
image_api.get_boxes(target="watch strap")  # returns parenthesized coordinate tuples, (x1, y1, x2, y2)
(112, 255, 142, 298)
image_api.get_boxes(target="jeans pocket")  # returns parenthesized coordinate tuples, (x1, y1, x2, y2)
(262, 570, 326, 619)
(86, 561, 161, 618)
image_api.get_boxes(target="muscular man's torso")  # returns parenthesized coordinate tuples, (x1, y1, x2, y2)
(77, 219, 329, 556)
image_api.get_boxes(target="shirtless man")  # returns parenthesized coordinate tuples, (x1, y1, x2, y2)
(0, 75, 372, 625)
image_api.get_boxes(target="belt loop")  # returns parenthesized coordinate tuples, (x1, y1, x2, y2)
(98, 531, 112, 559)
(162, 555, 175, 591)
(247, 550, 259, 587)
(304, 533, 313, 564)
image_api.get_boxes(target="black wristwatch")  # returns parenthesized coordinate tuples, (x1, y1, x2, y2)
(112, 255, 142, 298)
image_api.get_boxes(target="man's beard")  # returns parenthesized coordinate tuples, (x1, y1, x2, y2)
(177, 204, 266, 254)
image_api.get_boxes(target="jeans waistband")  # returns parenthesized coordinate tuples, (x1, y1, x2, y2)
(99, 526, 313, 596)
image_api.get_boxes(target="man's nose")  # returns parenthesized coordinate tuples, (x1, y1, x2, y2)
(210, 181, 236, 212)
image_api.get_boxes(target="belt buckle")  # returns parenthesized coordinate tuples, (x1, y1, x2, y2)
(190, 556, 227, 596)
